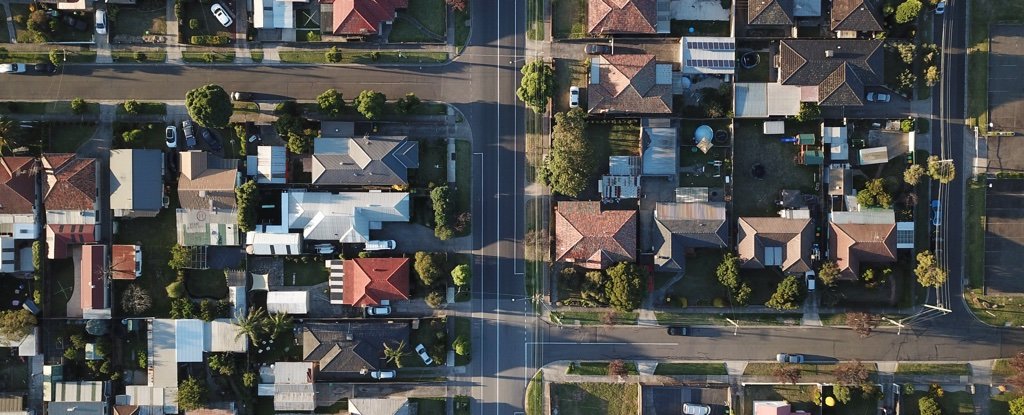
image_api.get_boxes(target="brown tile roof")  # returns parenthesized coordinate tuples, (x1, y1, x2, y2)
(342, 258, 411, 307)
(325, 0, 409, 35)
(588, 0, 657, 35)
(736, 217, 813, 273)
(188, 409, 236, 415)
(46, 224, 96, 259)
(0, 157, 37, 215)
(831, 0, 883, 31)
(178, 151, 240, 211)
(829, 221, 897, 279)
(80, 244, 106, 311)
(748, 0, 794, 25)
(113, 405, 139, 415)
(779, 39, 884, 106)
(42, 153, 96, 211)
(111, 244, 138, 280)
(588, 54, 672, 114)
(555, 201, 637, 269)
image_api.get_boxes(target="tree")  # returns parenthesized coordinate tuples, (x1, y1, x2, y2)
(317, 89, 345, 117)
(1010, 397, 1024, 415)
(794, 102, 821, 122)
(383, 340, 410, 368)
(818, 261, 840, 287)
(325, 46, 342, 63)
(766, 275, 802, 310)
(71, 98, 87, 115)
(170, 298, 195, 318)
(773, 364, 802, 384)
(243, 371, 258, 388)
(857, 178, 892, 208)
(895, 41, 917, 64)
(264, 312, 292, 340)
(915, 250, 947, 288)
(927, 155, 955, 184)
(208, 353, 235, 376)
(451, 264, 470, 288)
(354, 90, 386, 120)
(0, 309, 35, 341)
(453, 335, 470, 356)
(234, 307, 268, 344)
(1008, 352, 1024, 390)
(446, 0, 467, 12)
(122, 99, 140, 114)
(834, 360, 871, 387)
(185, 84, 232, 128)
(165, 280, 186, 298)
(918, 396, 941, 415)
(895, 0, 923, 24)
(604, 262, 644, 312)
(847, 312, 879, 337)
(897, 70, 917, 94)
(235, 180, 258, 233)
(122, 129, 143, 144)
(0, 116, 24, 155)
(169, 245, 189, 270)
(516, 60, 555, 113)
(716, 253, 740, 291)
(199, 299, 217, 321)
(431, 185, 453, 239)
(545, 108, 592, 197)
(395, 93, 422, 114)
(608, 359, 627, 377)
(121, 284, 152, 314)
(414, 252, 443, 287)
(177, 376, 207, 412)
(426, 290, 446, 308)
(904, 164, 926, 186)
(924, 65, 940, 87)
(285, 132, 312, 155)
(833, 384, 852, 404)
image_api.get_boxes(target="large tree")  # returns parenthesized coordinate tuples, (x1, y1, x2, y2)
(895, 0, 922, 24)
(0, 309, 35, 342)
(451, 264, 470, 288)
(177, 376, 207, 411)
(234, 307, 269, 345)
(818, 261, 840, 287)
(765, 275, 802, 310)
(235, 180, 258, 233)
(121, 284, 153, 315)
(927, 155, 956, 184)
(355, 90, 386, 120)
(918, 396, 941, 415)
(915, 250, 947, 288)
(317, 89, 345, 117)
(856, 178, 892, 208)
(414, 252, 443, 287)
(185, 84, 232, 128)
(544, 108, 592, 197)
(834, 360, 871, 387)
(516, 60, 555, 113)
(904, 164, 926, 186)
(716, 253, 751, 305)
(604, 262, 644, 312)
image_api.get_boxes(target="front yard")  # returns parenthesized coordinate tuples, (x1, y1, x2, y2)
(114, 122, 166, 149)
(388, 0, 446, 42)
(554, 58, 589, 114)
(551, 383, 638, 415)
(112, 0, 167, 37)
(660, 249, 727, 307)
(552, 0, 586, 39)
(178, 0, 233, 43)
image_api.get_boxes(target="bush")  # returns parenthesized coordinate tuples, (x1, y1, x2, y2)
(166, 281, 186, 298)
(31, 241, 43, 272)
(235, 180, 258, 232)
(123, 100, 140, 114)
(70, 98, 87, 114)
(188, 18, 199, 30)
(274, 100, 298, 116)
(190, 35, 230, 45)
(243, 372, 258, 388)
(305, 31, 321, 42)
(414, 252, 443, 286)
(174, 0, 184, 19)
(122, 129, 143, 144)
(453, 335, 470, 356)
(317, 89, 345, 117)
(325, 46, 342, 63)
(895, 0, 922, 24)
(426, 290, 445, 308)
(137, 350, 147, 369)
(431, 185, 453, 239)
(712, 297, 725, 307)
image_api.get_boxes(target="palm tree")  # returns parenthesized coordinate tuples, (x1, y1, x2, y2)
(0, 117, 22, 156)
(264, 311, 293, 341)
(234, 307, 268, 344)
(383, 340, 410, 368)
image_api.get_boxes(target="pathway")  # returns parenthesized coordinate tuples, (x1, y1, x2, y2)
(1, 0, 17, 44)
(164, 0, 182, 64)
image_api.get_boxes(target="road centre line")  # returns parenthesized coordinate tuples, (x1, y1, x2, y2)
(525, 342, 680, 346)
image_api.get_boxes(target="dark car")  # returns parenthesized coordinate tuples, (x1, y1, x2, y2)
(584, 44, 612, 55)
(667, 326, 689, 336)
(33, 63, 56, 74)
(200, 128, 222, 151)
(62, 15, 88, 31)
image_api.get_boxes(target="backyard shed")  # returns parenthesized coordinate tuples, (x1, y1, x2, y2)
(858, 147, 889, 165)
(763, 121, 785, 134)
(267, 291, 310, 315)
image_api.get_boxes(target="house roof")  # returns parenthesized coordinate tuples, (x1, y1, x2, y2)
(113, 405, 139, 415)
(587, 0, 657, 34)
(110, 245, 138, 280)
(176, 209, 239, 246)
(274, 362, 315, 384)
(326, 0, 408, 35)
(342, 258, 411, 307)
(641, 127, 677, 176)
(282, 191, 410, 243)
(589, 54, 672, 114)
(0, 157, 37, 215)
(554, 201, 637, 269)
(46, 224, 96, 259)
(830, 210, 897, 279)
(175, 319, 204, 363)
(831, 0, 883, 31)
(204, 319, 247, 353)
(177, 151, 240, 211)
(312, 136, 419, 186)
(110, 149, 163, 213)
(42, 153, 96, 211)
(737, 217, 813, 273)
(348, 398, 410, 415)
(302, 322, 409, 378)
(779, 39, 884, 106)
(653, 202, 728, 271)
(268, 291, 310, 314)
(748, 0, 794, 25)
(256, 146, 286, 184)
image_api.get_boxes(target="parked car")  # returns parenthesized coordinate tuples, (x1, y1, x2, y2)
(364, 240, 396, 251)
(370, 370, 396, 380)
(313, 243, 335, 255)
(181, 120, 197, 149)
(231, 91, 253, 101)
(805, 271, 816, 292)
(210, 3, 233, 27)
(584, 44, 612, 55)
(931, 199, 941, 227)
(776, 353, 805, 363)
(415, 343, 433, 365)
(134, 246, 143, 277)
(810, 243, 821, 261)
(569, 86, 580, 108)
(365, 305, 392, 316)
(95, 9, 107, 34)
(165, 125, 178, 149)
(200, 128, 222, 151)
(0, 63, 27, 74)
(666, 326, 689, 336)
(866, 92, 891, 103)
(33, 63, 56, 74)
(935, 1, 946, 14)
(62, 15, 88, 31)
(682, 403, 711, 415)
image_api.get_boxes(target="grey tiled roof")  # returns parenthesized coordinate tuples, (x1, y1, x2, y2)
(818, 63, 866, 106)
(302, 322, 409, 379)
(652, 202, 728, 271)
(779, 39, 883, 106)
(748, 0, 794, 25)
(312, 136, 419, 186)
(831, 0, 883, 31)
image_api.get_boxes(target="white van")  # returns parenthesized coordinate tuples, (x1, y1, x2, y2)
(683, 403, 711, 415)
(364, 240, 396, 251)
(95, 10, 107, 34)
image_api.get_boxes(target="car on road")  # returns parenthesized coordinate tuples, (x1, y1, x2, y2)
(181, 120, 197, 149)
(33, 63, 56, 74)
(584, 44, 612, 55)
(931, 199, 941, 227)
(0, 63, 27, 74)
(95, 10, 107, 34)
(935, 1, 946, 14)
(682, 403, 711, 415)
(200, 127, 222, 151)
(415, 343, 433, 365)
(62, 15, 88, 31)
(866, 92, 891, 103)
(231, 91, 253, 101)
(776, 353, 805, 363)
(370, 370, 396, 380)
(364, 240, 396, 251)
(666, 326, 689, 336)
(569, 86, 580, 108)
(210, 3, 233, 27)
(165, 125, 178, 149)
(365, 305, 392, 316)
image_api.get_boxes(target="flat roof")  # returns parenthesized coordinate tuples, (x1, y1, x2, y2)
(175, 319, 204, 363)
(267, 291, 309, 314)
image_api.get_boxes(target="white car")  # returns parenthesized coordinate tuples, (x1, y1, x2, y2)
(415, 343, 433, 365)
(935, 1, 946, 14)
(0, 64, 27, 74)
(313, 244, 335, 255)
(569, 86, 580, 108)
(365, 305, 392, 316)
(370, 370, 396, 380)
(165, 125, 178, 149)
(866, 92, 891, 103)
(134, 246, 142, 277)
(776, 353, 805, 363)
(682, 403, 711, 415)
(210, 3, 233, 27)
(95, 10, 107, 34)
(364, 240, 396, 251)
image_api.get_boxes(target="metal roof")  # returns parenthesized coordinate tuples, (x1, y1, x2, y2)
(282, 191, 410, 243)
(256, 146, 286, 184)
(175, 319, 204, 362)
(641, 127, 677, 176)
(245, 231, 301, 255)
(110, 149, 163, 214)
(205, 319, 247, 353)
(858, 146, 889, 165)
(267, 291, 309, 314)
(150, 319, 177, 387)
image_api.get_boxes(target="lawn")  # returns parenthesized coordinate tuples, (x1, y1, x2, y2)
(662, 249, 727, 307)
(831, 387, 880, 415)
(113, 0, 167, 36)
(0, 48, 96, 63)
(185, 268, 228, 299)
(566, 361, 639, 376)
(968, 0, 1024, 130)
(453, 316, 470, 365)
(410, 398, 446, 414)
(655, 312, 802, 326)
(895, 363, 970, 376)
(526, 372, 544, 415)
(588, 120, 641, 161)
(282, 259, 329, 286)
(278, 50, 448, 64)
(745, 362, 877, 379)
(114, 122, 166, 149)
(551, 383, 638, 415)
(251, 49, 264, 62)
(42, 122, 97, 153)
(732, 119, 817, 216)
(992, 393, 1021, 415)
(552, 0, 586, 39)
(551, 310, 638, 325)
(453, 140, 471, 236)
(113, 193, 179, 317)
(0, 101, 99, 115)
(965, 178, 986, 289)
(967, 290, 1024, 326)
(736, 52, 770, 82)
(182, 50, 235, 63)
(454, 7, 470, 50)
(742, 385, 818, 415)
(526, 0, 543, 40)
(654, 363, 727, 376)
(49, 259, 74, 317)
(901, 391, 974, 415)
(112, 50, 167, 63)
(389, 0, 446, 42)
(554, 58, 589, 114)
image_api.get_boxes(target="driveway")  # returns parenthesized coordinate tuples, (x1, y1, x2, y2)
(371, 223, 472, 253)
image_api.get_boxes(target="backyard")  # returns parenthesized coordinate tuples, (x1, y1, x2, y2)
(282, 258, 329, 286)
(588, 119, 641, 161)
(389, 0, 446, 43)
(552, 0, 586, 39)
(551, 383, 638, 415)
(0, 354, 28, 391)
(113, 193, 179, 317)
(185, 268, 229, 299)
(48, 259, 75, 317)
(112, 0, 167, 37)
(732, 119, 817, 216)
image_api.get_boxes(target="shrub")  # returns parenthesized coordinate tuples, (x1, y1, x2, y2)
(895, 0, 922, 24)
(453, 335, 470, 356)
(174, 0, 184, 19)
(137, 350, 147, 369)
(123, 100, 140, 114)
(134, 51, 147, 61)
(70, 98, 87, 114)
(166, 281, 186, 298)
(305, 31, 321, 42)
(188, 18, 199, 30)
(190, 35, 230, 46)
(325, 46, 342, 63)
(426, 290, 445, 308)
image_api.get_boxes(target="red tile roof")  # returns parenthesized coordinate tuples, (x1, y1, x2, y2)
(111, 245, 138, 280)
(554, 201, 637, 269)
(47, 224, 96, 259)
(325, 0, 409, 35)
(342, 258, 411, 306)
(829, 222, 896, 280)
(0, 157, 38, 215)
(588, 54, 673, 114)
(80, 244, 106, 311)
(588, 0, 657, 34)
(42, 153, 96, 211)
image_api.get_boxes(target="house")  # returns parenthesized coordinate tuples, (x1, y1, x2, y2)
(747, 0, 794, 26)
(257, 362, 316, 412)
(754, 401, 811, 415)
(555, 201, 637, 269)
(830, 0, 883, 37)
(245, 146, 286, 184)
(0, 157, 39, 240)
(150, 319, 246, 394)
(823, 125, 849, 161)
(341, 258, 411, 307)
(302, 322, 410, 380)
(268, 291, 310, 314)
(111, 245, 140, 280)
(43, 154, 98, 257)
(588, 0, 667, 35)
(0, 327, 38, 357)
(254, 0, 308, 29)
(829, 210, 897, 280)
(110, 149, 165, 218)
(176, 209, 239, 246)
(79, 244, 110, 319)
(652, 201, 728, 271)
(177, 151, 241, 211)
(121, 385, 178, 415)
(599, 156, 641, 200)
(589, 54, 673, 115)
(680, 37, 736, 75)
(254, 190, 410, 244)
(320, 0, 408, 36)
(46, 224, 96, 259)
(0, 394, 28, 415)
(736, 217, 813, 273)
(311, 135, 419, 186)
(348, 398, 410, 415)
(733, 83, 802, 118)
(778, 39, 884, 106)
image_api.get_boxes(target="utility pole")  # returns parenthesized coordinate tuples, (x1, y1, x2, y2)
(883, 317, 905, 335)
(725, 318, 738, 336)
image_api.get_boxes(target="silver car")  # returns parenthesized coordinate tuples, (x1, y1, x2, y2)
(0, 63, 27, 74)
(210, 3, 233, 27)
(415, 343, 433, 365)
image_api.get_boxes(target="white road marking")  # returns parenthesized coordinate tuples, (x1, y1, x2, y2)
(526, 342, 680, 346)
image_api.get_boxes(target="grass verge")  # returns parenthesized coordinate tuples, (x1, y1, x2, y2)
(526, 371, 543, 415)
(654, 363, 727, 376)
(566, 361, 638, 376)
(454, 316, 471, 366)
(279, 50, 448, 64)
(112, 50, 168, 63)
(895, 363, 970, 376)
(182, 50, 235, 63)
(655, 312, 802, 326)
(551, 310, 638, 325)
(965, 178, 986, 289)
(526, 0, 544, 40)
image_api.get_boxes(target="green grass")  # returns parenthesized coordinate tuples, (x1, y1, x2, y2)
(251, 49, 264, 63)
(965, 179, 986, 289)
(736, 52, 770, 82)
(454, 140, 471, 235)
(180, 0, 232, 40)
(551, 383, 638, 415)
(966, 290, 1024, 326)
(113, 193, 179, 317)
(553, 0, 586, 39)
(113, 0, 167, 36)
(662, 249, 726, 307)
(902, 392, 974, 415)
(0, 8, 9, 42)
(588, 120, 640, 159)
(526, 371, 544, 415)
(834, 387, 881, 415)
(733, 119, 817, 216)
(991, 393, 1021, 415)
(745, 363, 877, 380)
(453, 317, 471, 365)
(566, 361, 639, 376)
(282, 259, 329, 286)
(655, 312, 802, 326)
(895, 363, 970, 376)
(279, 50, 448, 64)
(114, 122, 167, 149)
(185, 268, 228, 299)
(43, 122, 97, 153)
(551, 311, 638, 325)
(671, 20, 730, 36)
(0, 354, 29, 391)
(453, 396, 470, 415)
(654, 363, 727, 376)
(994, 359, 1014, 378)
(389, 0, 446, 42)
(313, 399, 348, 414)
(111, 50, 167, 63)
(117, 101, 167, 116)
(526, 0, 544, 40)
(410, 398, 446, 414)
(454, 8, 470, 50)
(182, 50, 235, 63)
(49, 259, 75, 317)
(743, 385, 818, 415)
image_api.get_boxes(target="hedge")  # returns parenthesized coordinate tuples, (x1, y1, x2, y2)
(190, 35, 230, 46)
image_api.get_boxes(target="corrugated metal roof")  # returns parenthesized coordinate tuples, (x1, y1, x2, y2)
(205, 319, 247, 353)
(283, 191, 410, 243)
(110, 149, 163, 214)
(641, 127, 676, 176)
(175, 319, 204, 363)
(150, 319, 177, 387)
(858, 147, 888, 165)
(267, 291, 309, 314)
(256, 146, 286, 184)
(274, 362, 314, 384)
(245, 231, 301, 255)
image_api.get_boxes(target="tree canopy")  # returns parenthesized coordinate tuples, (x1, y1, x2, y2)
(856, 178, 892, 208)
(895, 0, 922, 24)
(235, 180, 258, 233)
(317, 89, 345, 116)
(544, 108, 593, 197)
(904, 164, 926, 186)
(414, 252, 443, 287)
(918, 396, 941, 415)
(716, 253, 751, 305)
(927, 155, 956, 184)
(177, 377, 207, 411)
(765, 275, 802, 310)
(451, 264, 470, 287)
(818, 261, 840, 287)
(516, 60, 555, 113)
(915, 250, 947, 288)
(0, 309, 35, 342)
(604, 262, 644, 312)
(355, 90, 386, 120)
(185, 84, 232, 128)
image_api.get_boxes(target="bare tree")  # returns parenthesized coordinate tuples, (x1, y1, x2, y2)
(121, 284, 153, 314)
(772, 364, 802, 384)
(835, 360, 871, 387)
(847, 312, 879, 337)
(608, 359, 627, 377)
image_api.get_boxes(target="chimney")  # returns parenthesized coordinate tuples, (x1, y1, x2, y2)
(825, 50, 835, 58)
